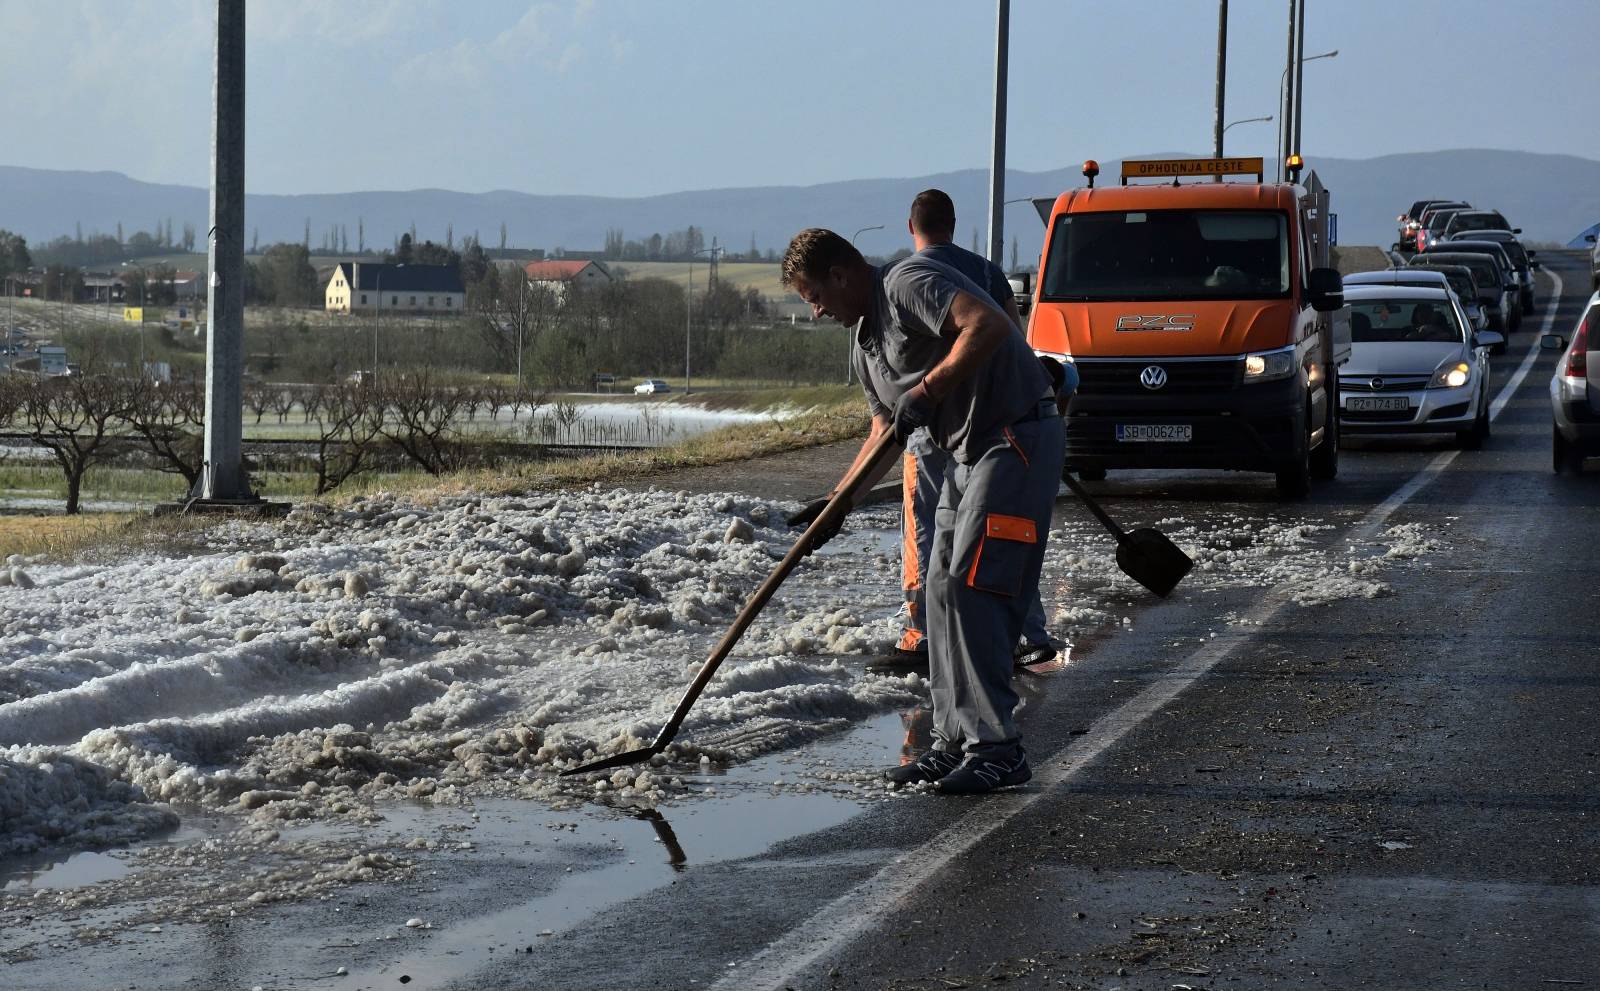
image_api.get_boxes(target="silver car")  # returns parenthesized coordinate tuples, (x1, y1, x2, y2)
(1542, 290, 1600, 473)
(1338, 285, 1502, 448)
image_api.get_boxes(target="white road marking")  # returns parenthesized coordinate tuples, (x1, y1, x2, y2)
(713, 267, 1570, 991)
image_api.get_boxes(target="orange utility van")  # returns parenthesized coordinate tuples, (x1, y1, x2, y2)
(1027, 157, 1350, 498)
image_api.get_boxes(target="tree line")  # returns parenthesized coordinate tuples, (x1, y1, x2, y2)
(0, 367, 554, 513)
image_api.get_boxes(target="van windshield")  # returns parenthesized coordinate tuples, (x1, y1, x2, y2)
(1040, 209, 1290, 302)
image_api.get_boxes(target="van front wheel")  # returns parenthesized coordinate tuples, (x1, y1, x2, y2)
(1275, 405, 1313, 499)
(1309, 384, 1339, 481)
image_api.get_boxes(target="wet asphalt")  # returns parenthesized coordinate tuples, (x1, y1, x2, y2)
(462, 252, 1598, 990)
(5, 256, 1593, 991)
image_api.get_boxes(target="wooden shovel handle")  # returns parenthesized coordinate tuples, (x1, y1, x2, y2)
(649, 429, 902, 749)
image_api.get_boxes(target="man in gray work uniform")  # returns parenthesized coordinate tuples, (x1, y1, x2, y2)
(781, 227, 1064, 794)
(897, 189, 1056, 670)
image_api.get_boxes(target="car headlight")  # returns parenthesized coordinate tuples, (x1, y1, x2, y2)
(1242, 346, 1296, 383)
(1033, 349, 1072, 364)
(1428, 361, 1472, 389)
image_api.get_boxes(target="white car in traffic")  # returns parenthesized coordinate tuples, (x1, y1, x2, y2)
(1338, 285, 1502, 449)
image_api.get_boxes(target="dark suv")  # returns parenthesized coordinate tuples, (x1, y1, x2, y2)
(1415, 202, 1471, 252)
(1397, 199, 1453, 252)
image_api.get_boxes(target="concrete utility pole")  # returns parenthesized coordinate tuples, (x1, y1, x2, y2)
(1291, 0, 1307, 158)
(1278, 0, 1297, 181)
(985, 0, 1010, 267)
(201, 0, 248, 500)
(1213, 0, 1228, 163)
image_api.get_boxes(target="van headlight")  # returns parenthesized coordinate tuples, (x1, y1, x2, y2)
(1242, 345, 1296, 383)
(1428, 361, 1472, 389)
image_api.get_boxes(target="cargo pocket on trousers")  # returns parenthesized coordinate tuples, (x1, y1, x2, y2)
(964, 513, 1038, 596)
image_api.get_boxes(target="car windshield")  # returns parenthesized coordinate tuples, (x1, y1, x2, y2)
(1426, 211, 1464, 231)
(1411, 256, 1500, 290)
(1349, 299, 1464, 344)
(1497, 241, 1528, 266)
(1439, 270, 1480, 299)
(1041, 209, 1289, 301)
(1451, 213, 1507, 232)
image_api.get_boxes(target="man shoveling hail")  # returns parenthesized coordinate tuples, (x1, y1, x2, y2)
(781, 227, 1064, 794)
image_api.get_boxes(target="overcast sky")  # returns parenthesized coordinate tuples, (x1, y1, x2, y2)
(2, 0, 1596, 197)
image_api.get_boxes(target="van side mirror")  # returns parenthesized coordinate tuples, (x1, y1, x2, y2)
(1541, 334, 1566, 352)
(1512, 228, 1522, 235)
(1307, 267, 1343, 312)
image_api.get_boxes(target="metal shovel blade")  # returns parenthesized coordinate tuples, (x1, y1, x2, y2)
(1115, 527, 1194, 598)
(559, 745, 661, 778)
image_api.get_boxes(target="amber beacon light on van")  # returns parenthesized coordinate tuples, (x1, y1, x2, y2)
(1118, 157, 1266, 185)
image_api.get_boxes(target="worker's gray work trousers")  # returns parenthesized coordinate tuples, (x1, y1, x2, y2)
(925, 409, 1064, 758)
(902, 430, 1050, 652)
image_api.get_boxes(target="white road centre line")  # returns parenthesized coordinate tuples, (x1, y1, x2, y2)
(713, 268, 1569, 991)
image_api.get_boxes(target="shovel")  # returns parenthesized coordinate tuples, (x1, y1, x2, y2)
(1060, 472, 1192, 597)
(560, 430, 901, 777)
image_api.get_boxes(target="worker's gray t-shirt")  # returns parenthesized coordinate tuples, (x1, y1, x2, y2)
(852, 255, 1051, 464)
(917, 242, 1014, 318)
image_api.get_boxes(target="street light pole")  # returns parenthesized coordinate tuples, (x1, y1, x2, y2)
(201, 0, 248, 501)
(1278, 0, 1297, 180)
(1213, 0, 1229, 161)
(1276, 50, 1335, 180)
(986, 0, 1010, 266)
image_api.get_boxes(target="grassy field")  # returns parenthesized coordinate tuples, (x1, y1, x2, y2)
(610, 261, 791, 298)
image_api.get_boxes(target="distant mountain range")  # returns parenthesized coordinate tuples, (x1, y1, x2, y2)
(3, 149, 1598, 266)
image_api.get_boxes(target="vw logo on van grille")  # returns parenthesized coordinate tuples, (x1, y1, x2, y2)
(1139, 366, 1169, 390)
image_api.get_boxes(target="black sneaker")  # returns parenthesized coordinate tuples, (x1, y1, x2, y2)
(866, 646, 930, 675)
(935, 750, 1032, 794)
(884, 748, 963, 785)
(1013, 642, 1057, 669)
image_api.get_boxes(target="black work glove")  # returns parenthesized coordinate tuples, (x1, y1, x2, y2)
(890, 381, 935, 444)
(786, 497, 828, 529)
(803, 507, 845, 556)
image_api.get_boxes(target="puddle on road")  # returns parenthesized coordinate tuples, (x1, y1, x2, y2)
(0, 820, 215, 894)
(338, 709, 910, 991)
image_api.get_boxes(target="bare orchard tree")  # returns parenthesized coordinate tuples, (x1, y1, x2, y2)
(269, 386, 298, 424)
(244, 383, 272, 425)
(373, 372, 464, 475)
(0, 376, 21, 429)
(511, 383, 547, 423)
(308, 380, 381, 495)
(481, 382, 508, 422)
(16, 373, 134, 514)
(300, 384, 325, 424)
(459, 385, 486, 423)
(123, 375, 205, 492)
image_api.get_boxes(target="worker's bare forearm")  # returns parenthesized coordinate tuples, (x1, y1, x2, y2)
(922, 290, 1012, 402)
